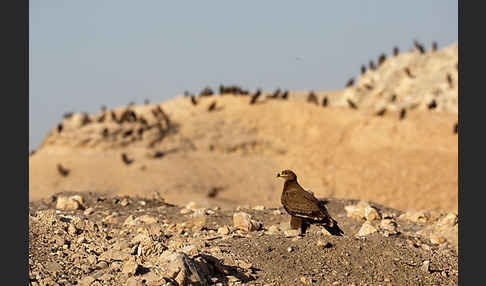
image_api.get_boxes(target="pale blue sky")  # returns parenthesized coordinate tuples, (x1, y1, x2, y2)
(29, 1, 458, 151)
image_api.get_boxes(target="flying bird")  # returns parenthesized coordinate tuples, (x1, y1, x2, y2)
(277, 170, 344, 236)
(57, 164, 70, 177)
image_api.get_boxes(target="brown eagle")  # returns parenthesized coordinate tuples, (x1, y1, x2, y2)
(277, 170, 344, 236)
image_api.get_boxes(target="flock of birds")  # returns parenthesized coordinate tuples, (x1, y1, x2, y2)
(31, 39, 458, 179)
(47, 102, 182, 178)
(183, 40, 457, 132)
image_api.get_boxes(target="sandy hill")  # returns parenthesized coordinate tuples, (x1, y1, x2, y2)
(29, 43, 458, 212)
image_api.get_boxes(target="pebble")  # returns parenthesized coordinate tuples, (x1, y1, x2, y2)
(122, 258, 139, 275)
(56, 196, 83, 210)
(217, 226, 230, 235)
(138, 215, 158, 224)
(284, 229, 301, 237)
(84, 207, 95, 215)
(421, 260, 430, 273)
(430, 234, 446, 244)
(356, 221, 377, 237)
(272, 210, 283, 215)
(253, 205, 265, 211)
(120, 198, 130, 206)
(233, 212, 258, 231)
(266, 225, 280, 234)
(287, 246, 293, 252)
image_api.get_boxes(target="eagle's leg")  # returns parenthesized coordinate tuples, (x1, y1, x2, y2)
(300, 221, 310, 235)
(290, 216, 303, 230)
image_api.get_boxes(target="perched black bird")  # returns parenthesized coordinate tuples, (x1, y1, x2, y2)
(81, 113, 92, 126)
(364, 84, 374, 90)
(281, 90, 289, 100)
(399, 108, 407, 120)
(122, 129, 134, 138)
(432, 41, 438, 51)
(390, 94, 397, 102)
(347, 99, 358, 109)
(153, 151, 166, 158)
(360, 65, 367, 75)
(378, 53, 387, 66)
(369, 60, 376, 70)
(375, 108, 387, 116)
(121, 109, 137, 123)
(102, 128, 109, 138)
(57, 164, 70, 177)
(97, 113, 106, 123)
(208, 101, 217, 112)
(268, 88, 281, 99)
(63, 112, 74, 119)
(57, 123, 63, 133)
(427, 100, 437, 110)
(454, 122, 458, 134)
(322, 96, 328, 107)
(111, 111, 118, 122)
(200, 87, 214, 97)
(345, 78, 355, 87)
(413, 40, 426, 54)
(190, 95, 198, 105)
(307, 91, 319, 105)
(393, 46, 400, 56)
(447, 73, 454, 88)
(404, 67, 415, 78)
(121, 153, 134, 165)
(249, 90, 261, 105)
(207, 187, 224, 198)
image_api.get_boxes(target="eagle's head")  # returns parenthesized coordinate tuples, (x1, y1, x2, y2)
(277, 169, 297, 181)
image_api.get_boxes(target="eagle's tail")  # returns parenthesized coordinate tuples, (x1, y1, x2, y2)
(321, 220, 344, 236)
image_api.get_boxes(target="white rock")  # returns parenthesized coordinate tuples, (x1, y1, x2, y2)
(356, 221, 377, 237)
(233, 212, 258, 231)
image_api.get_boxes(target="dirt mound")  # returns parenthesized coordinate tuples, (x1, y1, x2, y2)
(29, 43, 458, 213)
(29, 192, 458, 285)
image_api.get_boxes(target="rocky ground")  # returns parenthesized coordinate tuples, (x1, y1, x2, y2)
(29, 192, 458, 286)
(29, 42, 459, 285)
